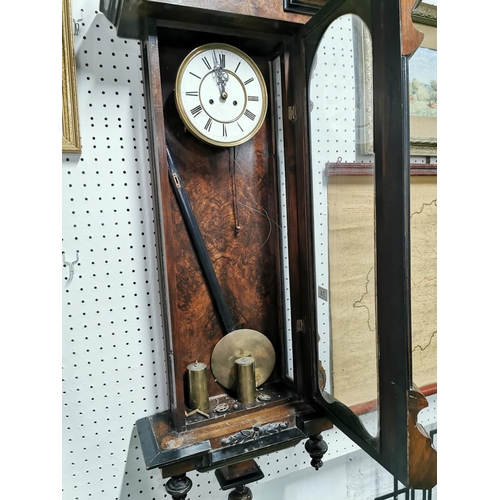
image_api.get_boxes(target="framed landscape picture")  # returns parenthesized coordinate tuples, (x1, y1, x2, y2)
(408, 6, 437, 156)
(355, 3, 437, 156)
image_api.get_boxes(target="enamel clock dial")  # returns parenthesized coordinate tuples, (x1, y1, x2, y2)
(175, 43, 268, 147)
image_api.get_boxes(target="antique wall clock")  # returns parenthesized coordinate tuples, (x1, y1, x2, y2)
(100, 0, 437, 498)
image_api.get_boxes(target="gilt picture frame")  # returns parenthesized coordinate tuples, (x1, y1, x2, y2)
(355, 3, 437, 156)
(62, 0, 81, 153)
(408, 4, 437, 156)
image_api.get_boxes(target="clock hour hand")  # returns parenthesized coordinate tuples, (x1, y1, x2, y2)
(212, 50, 228, 100)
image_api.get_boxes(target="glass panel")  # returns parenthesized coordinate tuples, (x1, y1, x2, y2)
(308, 14, 378, 436)
(272, 56, 294, 381)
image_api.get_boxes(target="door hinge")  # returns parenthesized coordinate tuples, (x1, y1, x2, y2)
(296, 319, 305, 333)
(318, 286, 328, 302)
(288, 105, 297, 122)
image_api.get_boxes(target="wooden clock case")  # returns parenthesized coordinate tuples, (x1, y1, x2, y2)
(100, 0, 437, 496)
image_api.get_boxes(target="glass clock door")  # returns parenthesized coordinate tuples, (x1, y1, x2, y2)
(284, 0, 437, 489)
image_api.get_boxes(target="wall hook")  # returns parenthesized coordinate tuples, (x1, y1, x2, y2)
(73, 9, 84, 36)
(62, 250, 79, 288)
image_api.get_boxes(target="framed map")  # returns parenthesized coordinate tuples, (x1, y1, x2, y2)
(326, 165, 437, 408)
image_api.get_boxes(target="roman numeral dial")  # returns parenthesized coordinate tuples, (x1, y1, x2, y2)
(175, 43, 267, 147)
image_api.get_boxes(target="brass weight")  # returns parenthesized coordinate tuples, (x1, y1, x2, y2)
(187, 361, 209, 413)
(236, 356, 256, 404)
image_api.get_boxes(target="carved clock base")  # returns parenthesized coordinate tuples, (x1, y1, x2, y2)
(165, 474, 193, 500)
(305, 433, 328, 470)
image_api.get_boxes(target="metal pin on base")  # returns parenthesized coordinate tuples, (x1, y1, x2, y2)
(236, 357, 256, 405)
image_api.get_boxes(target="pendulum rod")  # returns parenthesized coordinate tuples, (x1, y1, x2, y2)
(230, 147, 241, 234)
(165, 142, 237, 334)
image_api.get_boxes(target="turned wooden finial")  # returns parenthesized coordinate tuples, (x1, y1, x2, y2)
(165, 474, 193, 500)
(228, 485, 253, 500)
(305, 433, 328, 470)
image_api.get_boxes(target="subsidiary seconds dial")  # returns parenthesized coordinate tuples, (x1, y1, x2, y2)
(175, 43, 268, 147)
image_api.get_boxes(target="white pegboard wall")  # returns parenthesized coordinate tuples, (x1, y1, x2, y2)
(62, 3, 437, 499)
(272, 56, 294, 381)
(308, 14, 360, 395)
(62, 2, 169, 499)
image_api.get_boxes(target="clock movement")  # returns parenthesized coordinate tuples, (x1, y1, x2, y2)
(100, 0, 437, 498)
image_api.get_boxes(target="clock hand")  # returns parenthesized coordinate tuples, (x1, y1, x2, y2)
(212, 50, 228, 99)
(217, 74, 228, 100)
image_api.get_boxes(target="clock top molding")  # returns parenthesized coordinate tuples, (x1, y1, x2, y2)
(100, 0, 311, 39)
(150, 0, 309, 22)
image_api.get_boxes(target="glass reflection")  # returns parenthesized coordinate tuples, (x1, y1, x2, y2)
(308, 14, 378, 437)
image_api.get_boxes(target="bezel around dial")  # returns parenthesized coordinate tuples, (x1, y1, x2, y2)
(174, 43, 268, 147)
